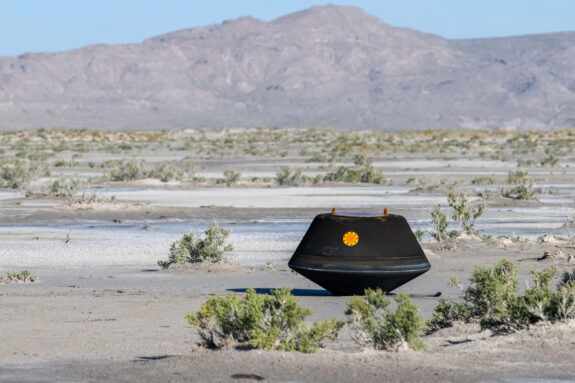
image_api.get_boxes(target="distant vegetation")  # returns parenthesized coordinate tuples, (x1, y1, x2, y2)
(0, 270, 38, 284)
(0, 128, 571, 192)
(428, 191, 485, 242)
(504, 170, 535, 200)
(324, 166, 385, 184)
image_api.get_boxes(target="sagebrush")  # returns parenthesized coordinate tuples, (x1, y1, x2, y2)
(186, 287, 343, 353)
(447, 192, 485, 236)
(504, 171, 535, 200)
(428, 260, 575, 334)
(345, 289, 425, 351)
(1, 270, 38, 284)
(158, 224, 233, 268)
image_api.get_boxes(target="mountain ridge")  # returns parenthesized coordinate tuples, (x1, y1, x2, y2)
(0, 5, 574, 130)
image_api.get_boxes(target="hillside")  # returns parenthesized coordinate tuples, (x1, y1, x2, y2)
(0, 5, 574, 130)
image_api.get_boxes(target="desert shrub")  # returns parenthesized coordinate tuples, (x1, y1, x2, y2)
(523, 267, 557, 321)
(504, 171, 534, 200)
(50, 178, 79, 198)
(216, 170, 241, 186)
(447, 192, 485, 235)
(324, 166, 384, 184)
(430, 204, 452, 242)
(1, 270, 38, 284)
(463, 259, 531, 331)
(428, 193, 484, 242)
(471, 176, 496, 185)
(414, 229, 424, 242)
(107, 160, 147, 181)
(345, 289, 425, 351)
(66, 192, 115, 207)
(158, 224, 233, 268)
(323, 166, 350, 182)
(0, 160, 49, 189)
(275, 167, 303, 186)
(54, 159, 76, 168)
(517, 159, 536, 167)
(306, 152, 329, 163)
(118, 143, 133, 151)
(507, 170, 528, 184)
(435, 261, 575, 333)
(186, 287, 343, 353)
(353, 153, 373, 166)
(47, 178, 113, 206)
(148, 161, 181, 182)
(540, 155, 559, 167)
(425, 299, 471, 334)
(358, 166, 385, 184)
(107, 160, 181, 182)
(549, 270, 575, 320)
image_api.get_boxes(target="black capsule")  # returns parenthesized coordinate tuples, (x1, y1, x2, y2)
(288, 212, 431, 295)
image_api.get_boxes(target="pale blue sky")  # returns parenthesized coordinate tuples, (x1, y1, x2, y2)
(1, 0, 574, 57)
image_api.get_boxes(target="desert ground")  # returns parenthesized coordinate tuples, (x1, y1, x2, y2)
(2, 128, 575, 382)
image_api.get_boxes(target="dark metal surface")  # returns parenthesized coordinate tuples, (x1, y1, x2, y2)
(288, 213, 431, 295)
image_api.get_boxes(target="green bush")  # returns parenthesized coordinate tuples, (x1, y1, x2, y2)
(345, 289, 425, 351)
(186, 287, 343, 353)
(428, 193, 484, 242)
(149, 161, 181, 182)
(0, 160, 49, 189)
(323, 166, 350, 182)
(108, 159, 146, 181)
(275, 167, 303, 186)
(464, 259, 530, 331)
(523, 267, 557, 321)
(414, 229, 424, 242)
(504, 171, 535, 200)
(549, 270, 575, 320)
(216, 170, 241, 186)
(540, 155, 559, 167)
(49, 178, 79, 198)
(433, 260, 575, 333)
(353, 153, 373, 166)
(324, 166, 385, 184)
(358, 166, 385, 184)
(471, 176, 496, 185)
(1, 270, 38, 284)
(107, 160, 181, 182)
(158, 224, 233, 268)
(430, 204, 449, 242)
(425, 299, 471, 334)
(447, 191, 485, 236)
(306, 152, 328, 163)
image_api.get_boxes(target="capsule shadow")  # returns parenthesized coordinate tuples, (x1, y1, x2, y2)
(227, 287, 332, 297)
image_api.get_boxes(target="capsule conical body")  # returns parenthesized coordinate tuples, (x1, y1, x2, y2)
(288, 212, 430, 295)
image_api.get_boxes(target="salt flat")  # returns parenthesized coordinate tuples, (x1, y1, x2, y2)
(2, 128, 575, 382)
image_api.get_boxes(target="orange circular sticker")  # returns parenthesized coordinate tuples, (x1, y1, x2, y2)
(343, 231, 359, 246)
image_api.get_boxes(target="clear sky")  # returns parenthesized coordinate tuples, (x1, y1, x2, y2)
(1, 0, 574, 57)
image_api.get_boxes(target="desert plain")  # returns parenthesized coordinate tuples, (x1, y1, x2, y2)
(2, 128, 575, 382)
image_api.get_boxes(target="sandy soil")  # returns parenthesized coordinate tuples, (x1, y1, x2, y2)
(2, 237, 575, 382)
(2, 148, 575, 381)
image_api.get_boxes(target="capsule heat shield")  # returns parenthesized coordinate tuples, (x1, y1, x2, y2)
(288, 213, 430, 295)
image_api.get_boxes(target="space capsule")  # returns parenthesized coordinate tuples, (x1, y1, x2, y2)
(288, 210, 431, 295)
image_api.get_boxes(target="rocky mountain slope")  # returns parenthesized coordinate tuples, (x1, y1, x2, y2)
(0, 5, 574, 130)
